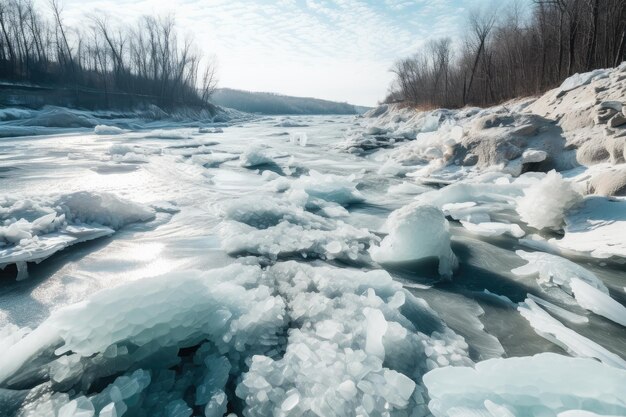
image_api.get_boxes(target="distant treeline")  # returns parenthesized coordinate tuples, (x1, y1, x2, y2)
(387, 0, 626, 108)
(0, 0, 216, 109)
(211, 88, 368, 115)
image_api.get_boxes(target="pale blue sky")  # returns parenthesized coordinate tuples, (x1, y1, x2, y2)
(60, 0, 527, 106)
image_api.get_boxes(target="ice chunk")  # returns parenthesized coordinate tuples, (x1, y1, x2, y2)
(204, 391, 227, 417)
(99, 403, 118, 417)
(370, 203, 457, 278)
(288, 169, 365, 206)
(275, 119, 308, 128)
(0, 264, 286, 383)
(219, 219, 373, 262)
(386, 122, 460, 166)
(516, 170, 583, 230)
(424, 353, 626, 416)
(239, 144, 275, 167)
(0, 192, 154, 277)
(527, 294, 588, 324)
(460, 221, 525, 238)
(512, 250, 608, 295)
(363, 308, 387, 359)
(58, 397, 94, 417)
(518, 298, 626, 368)
(280, 391, 300, 411)
(570, 278, 626, 327)
(94, 125, 124, 135)
(289, 132, 308, 146)
(236, 262, 471, 417)
(144, 129, 190, 140)
(521, 149, 547, 163)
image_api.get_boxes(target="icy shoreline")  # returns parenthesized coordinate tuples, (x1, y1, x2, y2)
(0, 65, 625, 417)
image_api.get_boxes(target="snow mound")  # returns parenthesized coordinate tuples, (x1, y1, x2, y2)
(423, 353, 626, 417)
(94, 125, 124, 135)
(240, 144, 275, 167)
(559, 68, 610, 93)
(517, 170, 583, 230)
(370, 203, 457, 278)
(0, 192, 155, 279)
(237, 262, 472, 416)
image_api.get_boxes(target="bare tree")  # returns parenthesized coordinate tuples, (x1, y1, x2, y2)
(387, 0, 626, 109)
(463, 8, 497, 105)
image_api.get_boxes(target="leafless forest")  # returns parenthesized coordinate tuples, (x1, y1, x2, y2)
(387, 0, 626, 108)
(0, 0, 217, 108)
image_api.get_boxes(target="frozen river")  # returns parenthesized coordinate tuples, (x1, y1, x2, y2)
(1, 111, 625, 416)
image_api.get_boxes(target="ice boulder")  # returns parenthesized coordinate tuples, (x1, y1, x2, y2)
(370, 203, 457, 278)
(239, 144, 275, 167)
(517, 170, 583, 230)
(423, 353, 626, 417)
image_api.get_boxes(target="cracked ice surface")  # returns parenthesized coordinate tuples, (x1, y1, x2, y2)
(0, 102, 625, 417)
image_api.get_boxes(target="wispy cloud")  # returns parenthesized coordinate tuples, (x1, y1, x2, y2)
(58, 0, 522, 105)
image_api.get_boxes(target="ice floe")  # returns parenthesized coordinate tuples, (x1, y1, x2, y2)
(424, 353, 626, 417)
(0, 192, 154, 279)
(518, 298, 626, 368)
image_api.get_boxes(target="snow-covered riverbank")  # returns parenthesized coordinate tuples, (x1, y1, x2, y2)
(0, 65, 625, 417)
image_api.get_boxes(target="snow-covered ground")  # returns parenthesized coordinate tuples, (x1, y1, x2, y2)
(1, 66, 626, 417)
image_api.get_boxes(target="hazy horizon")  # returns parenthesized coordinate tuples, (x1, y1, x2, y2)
(57, 0, 525, 107)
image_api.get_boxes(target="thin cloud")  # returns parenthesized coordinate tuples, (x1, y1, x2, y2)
(58, 0, 523, 105)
